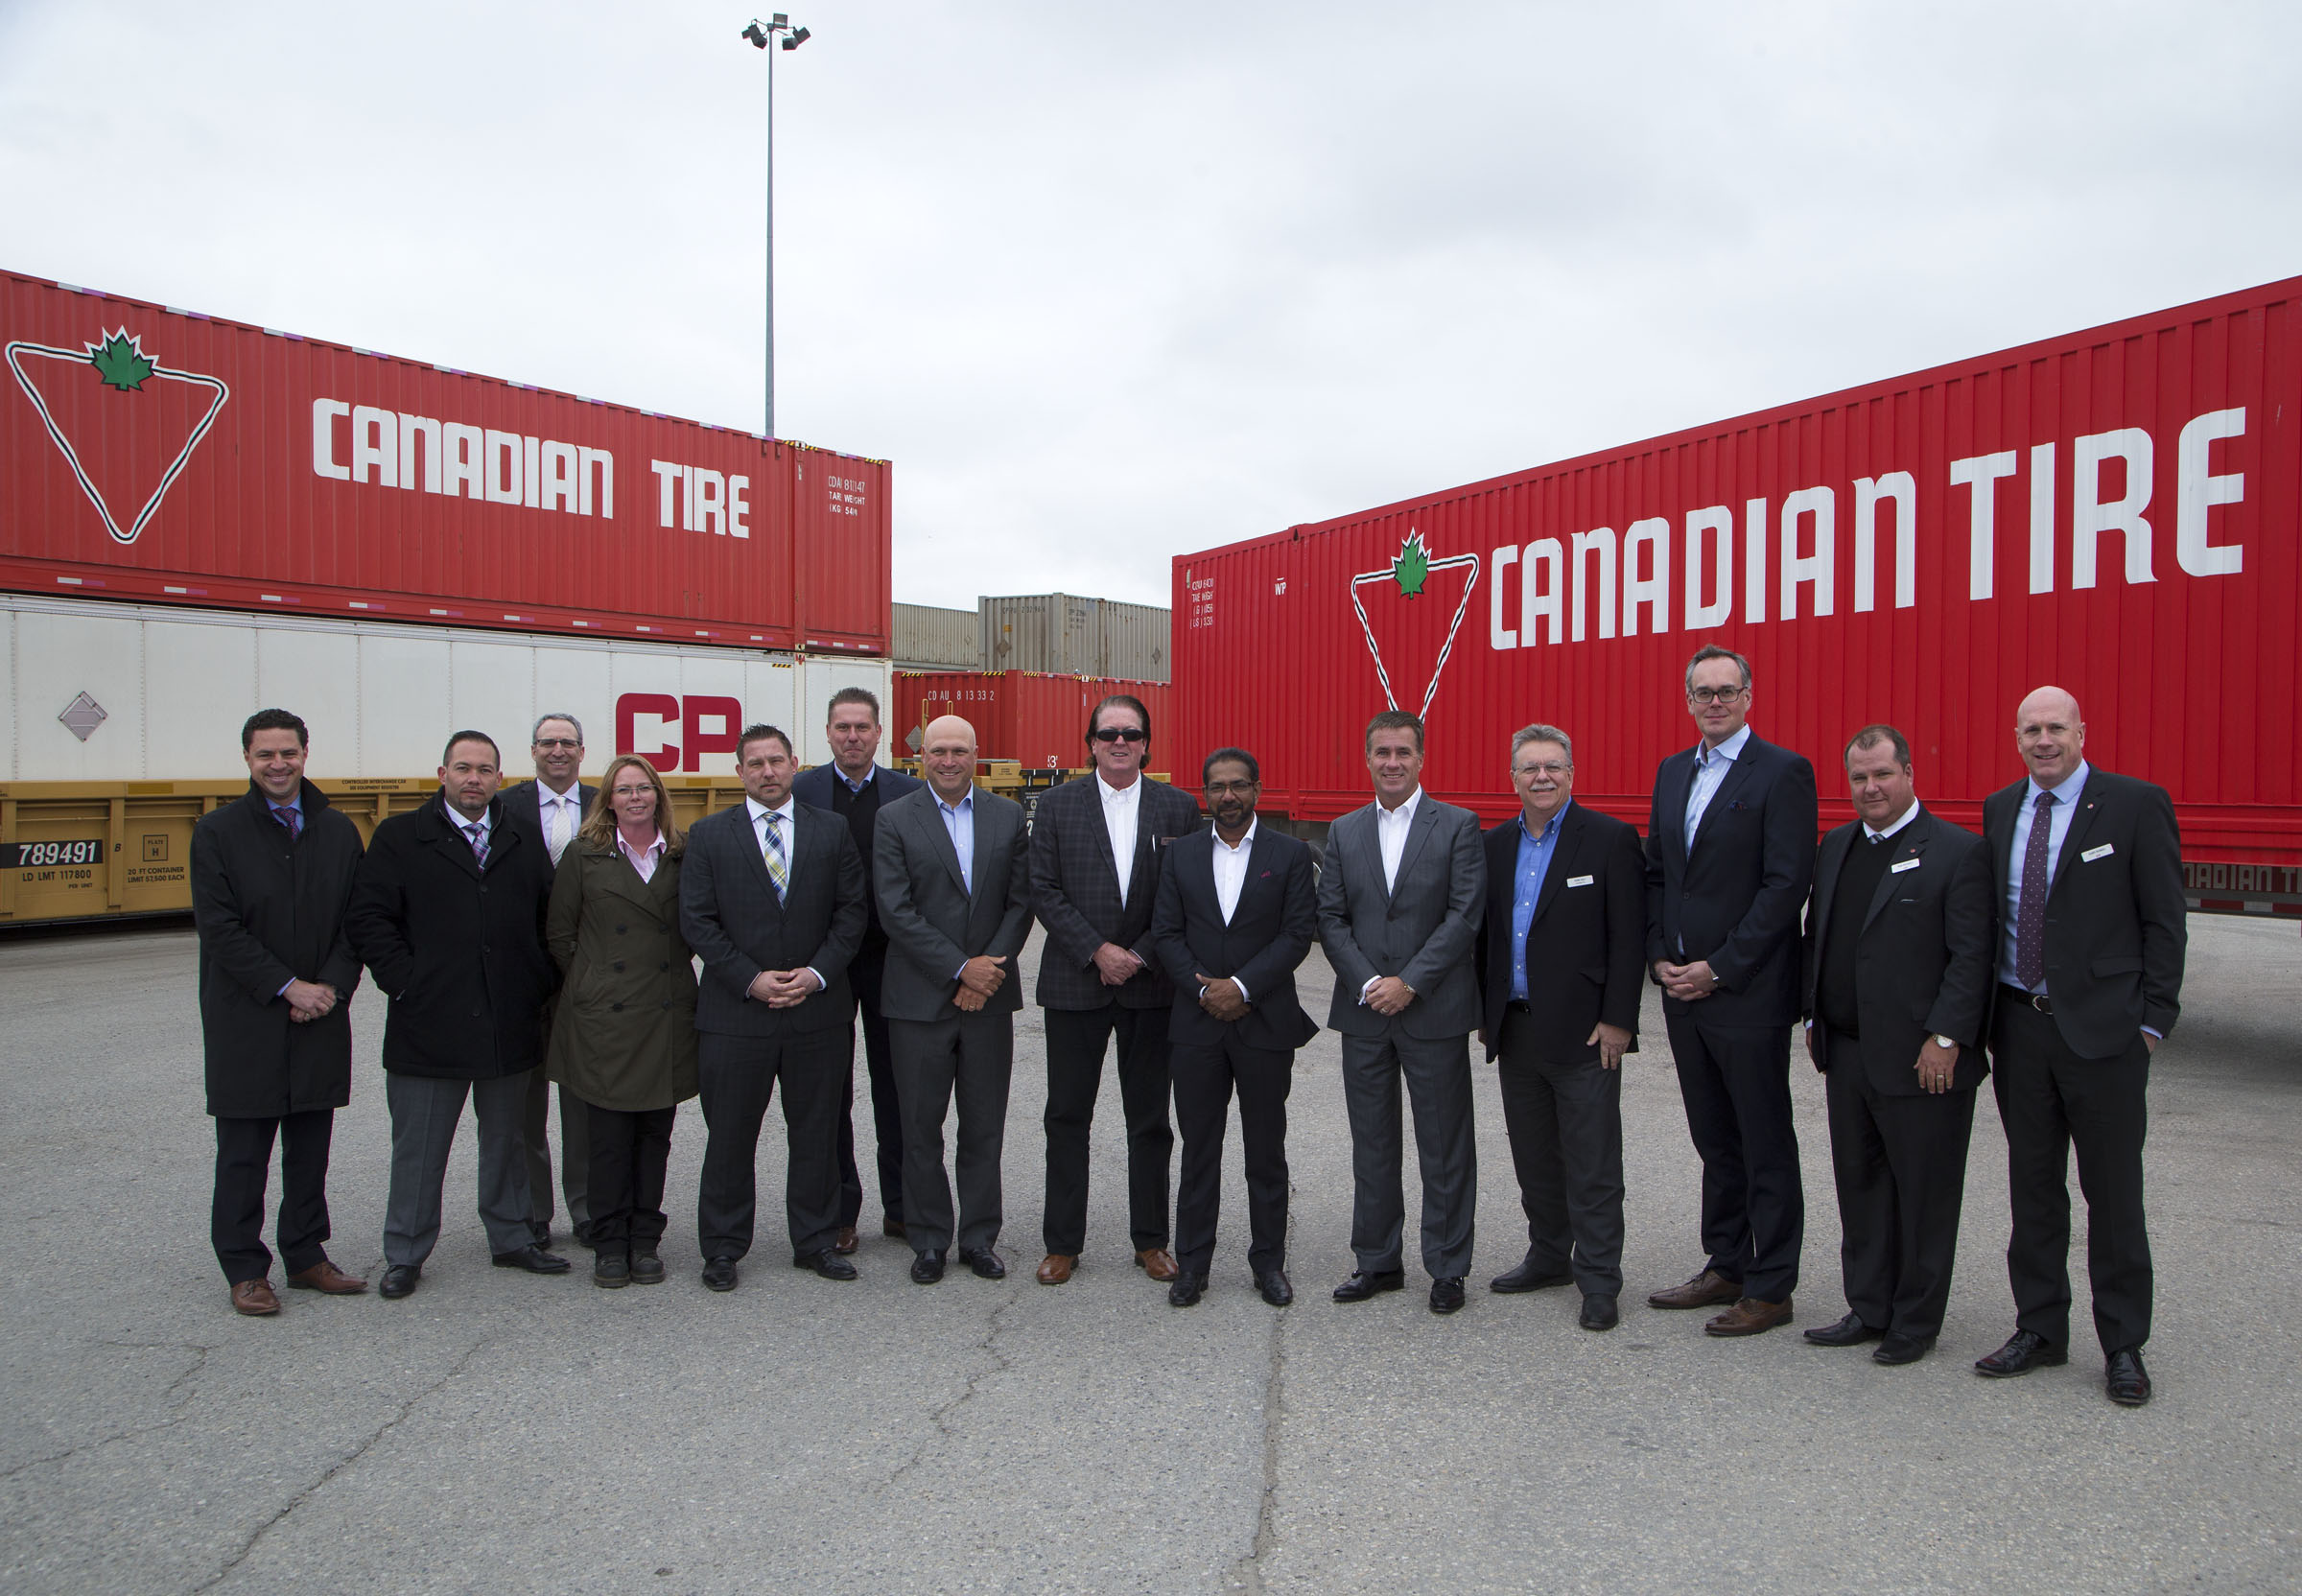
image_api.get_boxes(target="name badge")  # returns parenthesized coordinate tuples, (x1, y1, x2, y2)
(2081, 842, 2115, 862)
(1890, 857, 1921, 874)
(1566, 875, 1594, 888)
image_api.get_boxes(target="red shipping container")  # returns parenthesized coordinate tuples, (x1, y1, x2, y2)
(0, 270, 889, 653)
(896, 671, 1173, 773)
(1174, 275, 2302, 903)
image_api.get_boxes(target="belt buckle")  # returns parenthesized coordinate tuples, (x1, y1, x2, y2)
(2028, 993, 2053, 1016)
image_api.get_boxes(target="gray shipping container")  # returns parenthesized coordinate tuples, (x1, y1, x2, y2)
(978, 593, 1170, 682)
(891, 601, 981, 670)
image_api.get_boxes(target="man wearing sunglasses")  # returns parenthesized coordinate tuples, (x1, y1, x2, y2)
(1026, 693, 1201, 1286)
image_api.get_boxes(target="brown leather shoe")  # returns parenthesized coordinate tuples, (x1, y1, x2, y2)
(231, 1279, 281, 1317)
(832, 1226, 859, 1256)
(286, 1259, 368, 1294)
(1136, 1248, 1179, 1281)
(1704, 1297, 1794, 1336)
(1647, 1269, 1742, 1309)
(1036, 1253, 1076, 1285)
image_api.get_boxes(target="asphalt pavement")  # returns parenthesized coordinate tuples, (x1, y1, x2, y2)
(1, 914, 2297, 1594)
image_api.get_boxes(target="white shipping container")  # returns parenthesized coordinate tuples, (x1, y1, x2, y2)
(0, 595, 892, 783)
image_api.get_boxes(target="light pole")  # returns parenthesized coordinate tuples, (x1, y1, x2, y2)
(741, 14, 810, 439)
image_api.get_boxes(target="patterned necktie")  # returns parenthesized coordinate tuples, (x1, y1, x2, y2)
(763, 810, 788, 903)
(465, 822, 490, 868)
(545, 796, 570, 864)
(271, 805, 300, 840)
(2013, 790, 2055, 990)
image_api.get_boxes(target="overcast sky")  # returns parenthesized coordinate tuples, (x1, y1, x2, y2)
(3, 1, 2296, 611)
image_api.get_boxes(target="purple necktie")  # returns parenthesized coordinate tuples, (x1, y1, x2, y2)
(271, 805, 300, 839)
(465, 822, 489, 868)
(2013, 790, 2054, 990)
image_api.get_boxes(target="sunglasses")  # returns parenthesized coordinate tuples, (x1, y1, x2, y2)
(1092, 727, 1147, 743)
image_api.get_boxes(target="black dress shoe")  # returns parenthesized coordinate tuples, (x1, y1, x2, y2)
(1332, 1269, 1406, 1303)
(594, 1253, 630, 1289)
(961, 1248, 1006, 1280)
(795, 1249, 858, 1280)
(1490, 1256, 1574, 1294)
(1429, 1277, 1467, 1315)
(1873, 1332, 1936, 1365)
(378, 1264, 420, 1300)
(2105, 1349, 2152, 1407)
(1167, 1272, 1207, 1307)
(492, 1243, 572, 1274)
(910, 1252, 947, 1284)
(701, 1256, 739, 1293)
(573, 1220, 598, 1251)
(630, 1252, 665, 1285)
(1257, 1271, 1294, 1306)
(1804, 1312, 1886, 1348)
(1975, 1328, 2067, 1377)
(1579, 1293, 1619, 1331)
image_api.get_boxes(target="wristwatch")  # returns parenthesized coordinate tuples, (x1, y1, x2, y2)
(1932, 1034, 1959, 1050)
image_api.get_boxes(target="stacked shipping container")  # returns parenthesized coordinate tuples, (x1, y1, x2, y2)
(894, 671, 1172, 771)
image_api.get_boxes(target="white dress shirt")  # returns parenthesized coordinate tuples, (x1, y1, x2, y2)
(535, 779, 584, 864)
(744, 793, 821, 991)
(1208, 820, 1257, 1004)
(1099, 773, 1141, 904)
(1866, 799, 1923, 844)
(1375, 786, 1422, 893)
(1683, 723, 1751, 849)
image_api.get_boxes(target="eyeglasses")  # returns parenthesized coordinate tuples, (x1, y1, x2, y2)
(1687, 686, 1747, 705)
(534, 738, 581, 749)
(1513, 762, 1569, 779)
(1092, 727, 1147, 743)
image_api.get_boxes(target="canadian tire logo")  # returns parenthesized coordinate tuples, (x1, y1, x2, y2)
(1351, 531, 1481, 718)
(5, 328, 230, 546)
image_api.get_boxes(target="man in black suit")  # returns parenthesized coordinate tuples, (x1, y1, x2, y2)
(191, 709, 368, 1315)
(791, 687, 925, 1254)
(873, 715, 1032, 1284)
(1645, 645, 1818, 1337)
(1027, 692, 1202, 1286)
(1318, 712, 1488, 1315)
(1148, 747, 1320, 1308)
(1974, 686, 2185, 1407)
(1475, 723, 1645, 1333)
(679, 722, 869, 1291)
(499, 712, 596, 1249)
(346, 731, 570, 1300)
(1799, 725, 1995, 1366)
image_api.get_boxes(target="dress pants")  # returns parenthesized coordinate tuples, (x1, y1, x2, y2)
(1340, 1030, 1476, 1279)
(584, 1102, 675, 1258)
(835, 949, 905, 1230)
(1663, 1005, 1804, 1303)
(696, 1029, 846, 1261)
(1494, 1009, 1624, 1296)
(1991, 999, 2153, 1354)
(1822, 1049, 1976, 1340)
(1042, 1004, 1174, 1256)
(522, 1066, 590, 1241)
(889, 1012, 1014, 1256)
(1170, 1030, 1293, 1279)
(382, 1069, 535, 1267)
(212, 1109, 336, 1284)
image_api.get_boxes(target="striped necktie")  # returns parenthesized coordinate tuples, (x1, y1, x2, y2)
(270, 805, 300, 839)
(762, 810, 788, 903)
(465, 822, 489, 868)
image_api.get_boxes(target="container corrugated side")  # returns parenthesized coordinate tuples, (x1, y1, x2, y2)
(892, 602, 980, 669)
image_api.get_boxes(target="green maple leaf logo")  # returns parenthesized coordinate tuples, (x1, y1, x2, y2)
(88, 330, 155, 391)
(1392, 531, 1430, 597)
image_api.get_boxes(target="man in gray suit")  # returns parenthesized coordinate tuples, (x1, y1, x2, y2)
(1317, 711, 1488, 1314)
(873, 716, 1033, 1283)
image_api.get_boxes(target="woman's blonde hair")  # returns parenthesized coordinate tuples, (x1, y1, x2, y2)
(576, 754, 684, 857)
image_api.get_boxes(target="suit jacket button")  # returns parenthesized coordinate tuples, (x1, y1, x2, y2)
(661, 1000, 670, 1010)
(611, 1001, 624, 1012)
(659, 962, 669, 972)
(617, 925, 627, 933)
(612, 960, 624, 972)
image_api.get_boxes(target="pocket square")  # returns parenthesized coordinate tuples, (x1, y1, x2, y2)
(1258, 870, 1273, 879)
(1727, 800, 1750, 811)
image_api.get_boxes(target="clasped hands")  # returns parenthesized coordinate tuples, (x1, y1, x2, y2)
(952, 954, 1010, 1014)
(1653, 959, 1720, 1002)
(746, 968, 824, 1008)
(1092, 942, 1144, 987)
(283, 978, 339, 1024)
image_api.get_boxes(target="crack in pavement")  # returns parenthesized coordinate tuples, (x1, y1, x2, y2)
(875, 1290, 1023, 1496)
(1227, 1206, 1296, 1594)
(191, 1338, 487, 1593)
(0, 1340, 216, 1484)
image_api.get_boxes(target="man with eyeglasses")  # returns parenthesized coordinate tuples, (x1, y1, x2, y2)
(1644, 645, 1818, 1337)
(1025, 693, 1201, 1286)
(500, 714, 597, 1249)
(1474, 724, 1646, 1331)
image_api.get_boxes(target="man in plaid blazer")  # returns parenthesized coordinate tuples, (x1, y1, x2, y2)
(1027, 692, 1203, 1286)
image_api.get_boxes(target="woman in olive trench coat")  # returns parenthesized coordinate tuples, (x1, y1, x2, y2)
(545, 755, 699, 1286)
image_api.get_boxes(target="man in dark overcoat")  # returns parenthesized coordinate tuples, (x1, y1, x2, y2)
(191, 709, 369, 1316)
(346, 730, 568, 1300)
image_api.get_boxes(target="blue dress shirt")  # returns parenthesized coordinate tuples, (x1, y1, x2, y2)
(1510, 801, 1568, 1001)
(1683, 723, 1751, 850)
